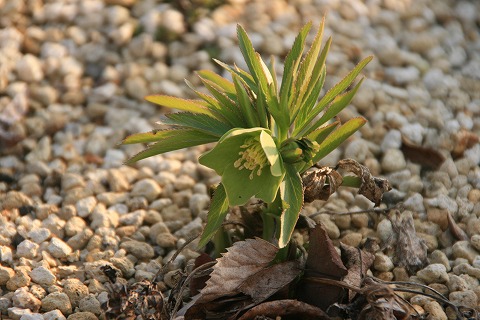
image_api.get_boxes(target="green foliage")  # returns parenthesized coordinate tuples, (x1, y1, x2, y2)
(122, 18, 371, 249)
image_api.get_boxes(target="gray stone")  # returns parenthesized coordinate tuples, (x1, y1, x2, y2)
(12, 287, 41, 312)
(16, 240, 39, 259)
(452, 241, 479, 263)
(381, 149, 406, 172)
(47, 237, 72, 259)
(417, 264, 449, 284)
(16, 54, 43, 82)
(41, 292, 72, 315)
(20, 314, 43, 320)
(120, 240, 154, 260)
(449, 290, 478, 308)
(131, 179, 162, 202)
(75, 196, 97, 218)
(78, 294, 101, 315)
(27, 228, 51, 244)
(63, 278, 89, 308)
(0, 266, 15, 285)
(373, 253, 394, 272)
(43, 309, 67, 320)
(66, 311, 97, 320)
(29, 266, 56, 286)
(6, 267, 31, 291)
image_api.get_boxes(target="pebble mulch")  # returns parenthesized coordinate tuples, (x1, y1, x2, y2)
(0, 0, 479, 319)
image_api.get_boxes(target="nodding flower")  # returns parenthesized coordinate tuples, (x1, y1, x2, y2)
(234, 137, 269, 180)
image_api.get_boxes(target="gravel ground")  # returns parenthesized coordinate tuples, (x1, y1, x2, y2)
(1, 0, 480, 319)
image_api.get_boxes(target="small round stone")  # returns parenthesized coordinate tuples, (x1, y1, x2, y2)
(41, 292, 72, 315)
(381, 149, 406, 173)
(417, 264, 449, 284)
(30, 266, 56, 286)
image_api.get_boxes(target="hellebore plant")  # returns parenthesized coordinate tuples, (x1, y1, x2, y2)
(123, 18, 372, 251)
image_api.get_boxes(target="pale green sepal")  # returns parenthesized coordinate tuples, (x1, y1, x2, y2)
(199, 128, 285, 206)
(259, 130, 282, 177)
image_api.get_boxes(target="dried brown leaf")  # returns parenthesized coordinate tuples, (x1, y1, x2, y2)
(340, 243, 375, 301)
(198, 238, 278, 303)
(388, 210, 428, 273)
(302, 166, 343, 202)
(190, 253, 215, 296)
(237, 299, 331, 320)
(337, 159, 391, 206)
(401, 137, 446, 170)
(446, 211, 469, 241)
(298, 223, 348, 310)
(359, 279, 414, 320)
(239, 260, 301, 304)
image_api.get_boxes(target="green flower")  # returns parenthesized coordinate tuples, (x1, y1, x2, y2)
(199, 128, 285, 206)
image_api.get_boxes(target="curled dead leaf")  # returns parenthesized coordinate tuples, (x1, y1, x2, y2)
(337, 159, 391, 206)
(387, 210, 428, 273)
(400, 137, 445, 170)
(446, 211, 469, 241)
(237, 299, 331, 320)
(298, 223, 348, 310)
(340, 243, 375, 301)
(302, 166, 343, 202)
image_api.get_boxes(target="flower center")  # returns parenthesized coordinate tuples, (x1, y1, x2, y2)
(233, 137, 268, 180)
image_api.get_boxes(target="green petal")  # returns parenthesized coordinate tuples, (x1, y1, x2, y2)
(221, 161, 283, 206)
(259, 130, 282, 177)
(199, 128, 285, 206)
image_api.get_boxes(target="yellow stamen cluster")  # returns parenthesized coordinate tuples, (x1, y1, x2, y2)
(233, 137, 268, 180)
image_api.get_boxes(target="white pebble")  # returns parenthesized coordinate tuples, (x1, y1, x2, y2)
(47, 237, 73, 259)
(29, 266, 56, 286)
(400, 123, 425, 145)
(15, 54, 43, 82)
(16, 240, 39, 259)
(75, 196, 97, 218)
(381, 149, 406, 172)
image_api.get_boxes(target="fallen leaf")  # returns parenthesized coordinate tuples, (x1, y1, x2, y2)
(198, 238, 278, 303)
(190, 253, 214, 296)
(297, 223, 348, 310)
(302, 166, 343, 202)
(400, 137, 445, 170)
(238, 260, 301, 304)
(387, 210, 428, 273)
(452, 130, 479, 158)
(237, 299, 331, 320)
(340, 243, 375, 301)
(359, 279, 414, 320)
(446, 211, 469, 241)
(336, 159, 391, 206)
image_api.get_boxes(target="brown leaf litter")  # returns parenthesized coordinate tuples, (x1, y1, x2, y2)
(303, 158, 391, 206)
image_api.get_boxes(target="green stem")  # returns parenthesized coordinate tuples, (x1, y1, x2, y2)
(340, 175, 362, 188)
(262, 191, 283, 243)
(212, 228, 229, 258)
(261, 211, 276, 242)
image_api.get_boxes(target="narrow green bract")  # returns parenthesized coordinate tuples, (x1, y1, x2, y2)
(122, 17, 371, 249)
